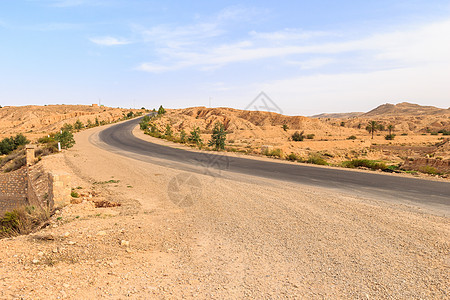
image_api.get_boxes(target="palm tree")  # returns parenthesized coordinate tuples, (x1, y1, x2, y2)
(387, 124, 395, 135)
(366, 121, 378, 139)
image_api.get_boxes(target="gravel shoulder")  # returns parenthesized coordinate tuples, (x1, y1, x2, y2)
(0, 123, 449, 299)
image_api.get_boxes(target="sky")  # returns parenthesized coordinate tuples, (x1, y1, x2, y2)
(1, 0, 450, 115)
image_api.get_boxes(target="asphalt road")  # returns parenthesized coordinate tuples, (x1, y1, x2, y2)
(97, 117, 450, 212)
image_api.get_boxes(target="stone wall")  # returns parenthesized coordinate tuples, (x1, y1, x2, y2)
(0, 168, 29, 214)
(28, 165, 53, 209)
(0, 163, 71, 215)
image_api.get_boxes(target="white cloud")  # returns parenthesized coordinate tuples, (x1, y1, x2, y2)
(249, 28, 332, 41)
(136, 18, 450, 74)
(259, 63, 450, 115)
(136, 63, 181, 73)
(89, 36, 131, 46)
(287, 58, 335, 70)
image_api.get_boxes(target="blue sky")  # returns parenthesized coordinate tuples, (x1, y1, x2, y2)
(1, 0, 449, 115)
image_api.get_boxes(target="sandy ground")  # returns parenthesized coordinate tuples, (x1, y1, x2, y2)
(0, 122, 449, 299)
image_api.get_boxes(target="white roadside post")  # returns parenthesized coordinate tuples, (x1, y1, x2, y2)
(58, 142, 61, 152)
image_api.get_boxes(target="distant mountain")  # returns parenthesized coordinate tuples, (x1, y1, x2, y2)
(311, 112, 364, 119)
(362, 102, 449, 117)
(311, 102, 449, 119)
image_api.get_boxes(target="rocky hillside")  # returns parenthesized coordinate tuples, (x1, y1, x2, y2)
(0, 105, 141, 139)
(311, 112, 364, 119)
(166, 107, 334, 133)
(315, 102, 450, 133)
(363, 102, 449, 117)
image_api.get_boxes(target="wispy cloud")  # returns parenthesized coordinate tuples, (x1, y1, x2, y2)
(135, 17, 450, 73)
(89, 36, 131, 46)
(249, 28, 333, 42)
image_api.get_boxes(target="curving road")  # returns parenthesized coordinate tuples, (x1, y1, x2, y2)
(96, 117, 450, 213)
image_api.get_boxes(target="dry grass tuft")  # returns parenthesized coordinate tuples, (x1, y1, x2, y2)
(0, 206, 50, 238)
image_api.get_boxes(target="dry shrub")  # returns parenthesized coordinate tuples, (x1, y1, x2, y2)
(0, 206, 50, 238)
(93, 199, 121, 208)
(0, 149, 26, 172)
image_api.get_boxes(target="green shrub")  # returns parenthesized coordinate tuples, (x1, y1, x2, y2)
(282, 124, 289, 131)
(387, 164, 400, 171)
(74, 120, 84, 131)
(347, 135, 357, 140)
(55, 130, 75, 149)
(164, 124, 173, 137)
(158, 105, 166, 115)
(180, 130, 187, 143)
(38, 136, 55, 144)
(188, 127, 202, 145)
(306, 153, 328, 165)
(0, 134, 30, 155)
(139, 120, 149, 130)
(71, 191, 80, 198)
(61, 123, 73, 132)
(418, 166, 439, 175)
(385, 134, 396, 140)
(286, 152, 301, 161)
(401, 133, 408, 136)
(306, 134, 315, 139)
(291, 131, 304, 141)
(208, 122, 227, 150)
(341, 159, 386, 170)
(264, 148, 283, 158)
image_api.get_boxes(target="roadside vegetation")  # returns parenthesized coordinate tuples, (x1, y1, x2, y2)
(0, 134, 29, 155)
(138, 108, 449, 177)
(341, 159, 387, 171)
(0, 109, 146, 173)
